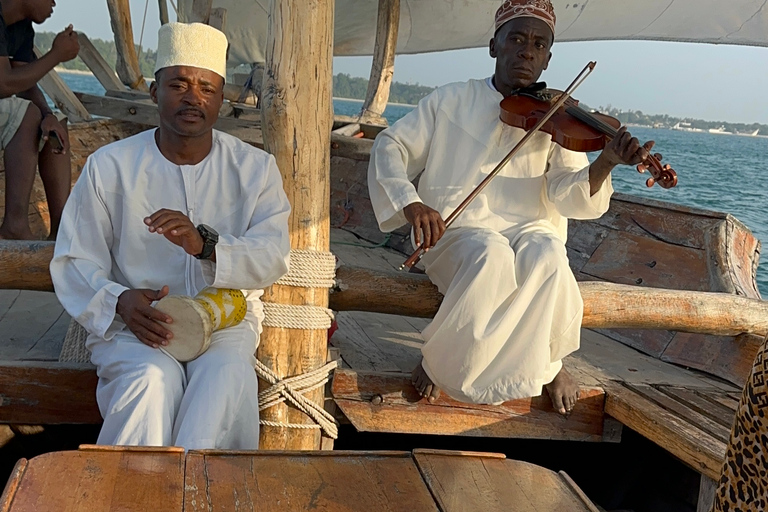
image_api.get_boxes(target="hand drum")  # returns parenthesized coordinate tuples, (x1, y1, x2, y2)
(154, 287, 247, 361)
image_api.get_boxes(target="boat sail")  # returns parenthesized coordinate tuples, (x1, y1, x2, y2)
(179, 0, 768, 67)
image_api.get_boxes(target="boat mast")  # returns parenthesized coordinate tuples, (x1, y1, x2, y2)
(359, 0, 400, 125)
(258, 0, 335, 450)
(105, 0, 149, 91)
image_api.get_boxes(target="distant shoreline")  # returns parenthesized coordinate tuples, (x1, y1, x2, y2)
(55, 67, 94, 75)
(333, 96, 416, 108)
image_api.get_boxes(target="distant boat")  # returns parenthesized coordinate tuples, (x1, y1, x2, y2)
(672, 122, 704, 132)
(708, 125, 732, 135)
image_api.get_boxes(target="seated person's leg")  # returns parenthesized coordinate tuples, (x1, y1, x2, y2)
(175, 322, 260, 450)
(89, 333, 185, 446)
(512, 231, 582, 415)
(415, 227, 517, 403)
(0, 99, 41, 240)
(37, 116, 71, 240)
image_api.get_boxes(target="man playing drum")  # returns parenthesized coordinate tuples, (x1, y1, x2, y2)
(51, 23, 291, 449)
(368, 0, 653, 414)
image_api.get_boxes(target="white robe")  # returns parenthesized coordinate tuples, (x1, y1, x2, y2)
(51, 129, 291, 449)
(368, 78, 613, 404)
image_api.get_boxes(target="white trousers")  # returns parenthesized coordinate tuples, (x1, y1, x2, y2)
(88, 321, 260, 450)
(420, 227, 583, 404)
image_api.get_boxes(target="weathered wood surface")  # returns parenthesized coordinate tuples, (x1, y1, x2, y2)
(0, 290, 68, 362)
(158, 0, 169, 25)
(32, 48, 91, 123)
(105, 0, 148, 91)
(0, 243, 54, 293)
(0, 449, 184, 512)
(76, 33, 124, 92)
(330, 265, 768, 336)
(256, 0, 335, 451)
(185, 450, 439, 511)
(75, 93, 263, 145)
(0, 362, 100, 424)
(697, 475, 718, 512)
(359, 0, 399, 125)
(413, 450, 598, 512)
(208, 7, 227, 31)
(332, 369, 606, 441)
(603, 381, 729, 481)
(186, 0, 213, 23)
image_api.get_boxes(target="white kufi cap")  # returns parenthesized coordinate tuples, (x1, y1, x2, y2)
(154, 22, 228, 79)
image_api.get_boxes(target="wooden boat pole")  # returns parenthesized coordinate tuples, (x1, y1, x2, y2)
(187, 0, 213, 23)
(158, 0, 169, 25)
(1, 240, 766, 337)
(105, 0, 149, 91)
(257, 0, 335, 450)
(359, 0, 400, 125)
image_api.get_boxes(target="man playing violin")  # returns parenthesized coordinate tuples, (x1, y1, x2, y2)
(368, 0, 653, 415)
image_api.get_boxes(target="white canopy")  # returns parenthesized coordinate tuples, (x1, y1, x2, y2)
(179, 0, 768, 67)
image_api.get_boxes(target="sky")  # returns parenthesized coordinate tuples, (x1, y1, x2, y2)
(40, 0, 768, 124)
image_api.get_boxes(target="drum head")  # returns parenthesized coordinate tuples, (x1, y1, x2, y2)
(154, 296, 213, 362)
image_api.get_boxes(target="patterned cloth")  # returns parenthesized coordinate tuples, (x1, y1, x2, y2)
(714, 334, 768, 512)
(495, 0, 556, 35)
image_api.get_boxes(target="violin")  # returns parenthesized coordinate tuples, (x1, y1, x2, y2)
(400, 62, 676, 271)
(500, 91, 678, 189)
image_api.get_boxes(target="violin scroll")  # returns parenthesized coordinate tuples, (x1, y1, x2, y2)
(637, 152, 678, 189)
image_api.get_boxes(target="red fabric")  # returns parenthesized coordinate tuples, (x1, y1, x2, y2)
(495, 0, 556, 35)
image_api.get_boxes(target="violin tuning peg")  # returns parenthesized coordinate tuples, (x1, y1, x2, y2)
(637, 164, 647, 173)
(646, 177, 656, 188)
(654, 153, 663, 161)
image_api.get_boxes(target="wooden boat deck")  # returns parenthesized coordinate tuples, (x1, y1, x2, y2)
(0, 446, 601, 511)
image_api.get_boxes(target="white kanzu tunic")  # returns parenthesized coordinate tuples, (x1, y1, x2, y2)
(368, 78, 613, 404)
(51, 129, 291, 448)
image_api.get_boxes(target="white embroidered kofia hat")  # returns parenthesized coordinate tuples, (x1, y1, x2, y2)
(154, 22, 228, 79)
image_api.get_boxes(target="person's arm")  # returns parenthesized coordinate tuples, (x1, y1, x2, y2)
(0, 26, 79, 98)
(50, 155, 131, 340)
(12, 62, 70, 153)
(368, 88, 444, 246)
(144, 153, 292, 291)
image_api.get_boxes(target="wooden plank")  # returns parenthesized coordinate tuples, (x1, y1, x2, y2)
(0, 291, 66, 361)
(330, 228, 405, 271)
(0, 459, 27, 512)
(184, 451, 440, 511)
(0, 241, 54, 292)
(576, 329, 737, 391)
(626, 384, 731, 443)
(32, 48, 92, 122)
(0, 290, 20, 322)
(3, 449, 184, 511)
(332, 369, 606, 441)
(330, 312, 401, 372)
(603, 382, 726, 481)
(76, 32, 124, 91)
(0, 362, 100, 424)
(413, 451, 595, 511)
(581, 230, 710, 290)
(699, 390, 740, 413)
(658, 385, 737, 429)
(12, 307, 69, 362)
(75, 93, 264, 146)
(558, 471, 603, 512)
(697, 474, 718, 512)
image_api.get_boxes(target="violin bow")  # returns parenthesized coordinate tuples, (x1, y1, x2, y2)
(400, 61, 598, 271)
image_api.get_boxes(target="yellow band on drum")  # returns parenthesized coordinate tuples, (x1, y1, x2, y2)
(194, 287, 247, 331)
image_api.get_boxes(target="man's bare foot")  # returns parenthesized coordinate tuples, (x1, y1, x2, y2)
(545, 367, 580, 416)
(0, 226, 37, 240)
(412, 360, 441, 403)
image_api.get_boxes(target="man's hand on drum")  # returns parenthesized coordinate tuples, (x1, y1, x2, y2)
(404, 202, 446, 251)
(117, 286, 173, 348)
(144, 209, 205, 257)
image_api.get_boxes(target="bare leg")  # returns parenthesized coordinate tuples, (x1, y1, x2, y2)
(37, 119, 71, 240)
(411, 359, 441, 403)
(545, 365, 580, 416)
(0, 104, 42, 240)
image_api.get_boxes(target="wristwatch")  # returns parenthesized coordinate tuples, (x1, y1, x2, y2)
(195, 224, 219, 260)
